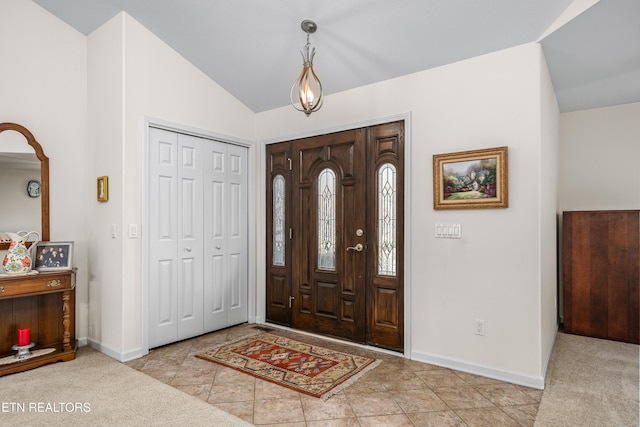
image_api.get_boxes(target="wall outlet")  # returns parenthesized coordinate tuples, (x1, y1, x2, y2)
(474, 318, 486, 336)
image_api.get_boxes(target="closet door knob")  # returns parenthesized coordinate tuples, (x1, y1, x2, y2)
(216, 245, 222, 250)
(185, 247, 192, 252)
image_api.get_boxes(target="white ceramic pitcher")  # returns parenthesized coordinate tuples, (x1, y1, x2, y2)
(1, 230, 40, 275)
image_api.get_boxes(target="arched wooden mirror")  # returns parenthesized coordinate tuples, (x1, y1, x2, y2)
(0, 123, 50, 250)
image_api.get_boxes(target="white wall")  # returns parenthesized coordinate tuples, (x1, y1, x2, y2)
(6, 1, 564, 387)
(539, 52, 560, 373)
(1, 0, 90, 337)
(87, 13, 256, 359)
(257, 43, 555, 387)
(559, 102, 640, 212)
(86, 14, 125, 355)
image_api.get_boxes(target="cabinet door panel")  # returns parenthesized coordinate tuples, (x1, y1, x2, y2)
(563, 210, 640, 344)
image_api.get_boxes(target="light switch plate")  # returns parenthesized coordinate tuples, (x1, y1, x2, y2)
(435, 223, 461, 239)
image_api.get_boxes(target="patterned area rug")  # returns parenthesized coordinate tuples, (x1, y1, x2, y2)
(196, 332, 380, 400)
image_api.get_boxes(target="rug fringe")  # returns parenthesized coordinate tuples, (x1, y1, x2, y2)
(320, 359, 382, 401)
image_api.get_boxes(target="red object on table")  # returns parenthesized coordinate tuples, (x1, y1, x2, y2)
(18, 328, 30, 346)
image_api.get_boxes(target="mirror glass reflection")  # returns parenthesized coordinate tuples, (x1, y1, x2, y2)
(0, 130, 42, 237)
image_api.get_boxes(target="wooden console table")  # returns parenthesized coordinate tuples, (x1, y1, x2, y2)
(0, 269, 76, 376)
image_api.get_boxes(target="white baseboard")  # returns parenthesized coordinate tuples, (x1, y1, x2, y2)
(84, 328, 545, 389)
(411, 351, 545, 390)
(86, 339, 148, 362)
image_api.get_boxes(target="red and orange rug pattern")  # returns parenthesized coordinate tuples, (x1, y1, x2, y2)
(196, 332, 380, 400)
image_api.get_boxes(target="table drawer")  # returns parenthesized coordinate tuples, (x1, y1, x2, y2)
(0, 271, 75, 298)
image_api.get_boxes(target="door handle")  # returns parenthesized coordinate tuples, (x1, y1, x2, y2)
(185, 247, 192, 252)
(346, 243, 364, 252)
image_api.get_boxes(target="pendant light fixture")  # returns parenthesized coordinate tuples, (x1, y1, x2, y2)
(290, 20, 323, 116)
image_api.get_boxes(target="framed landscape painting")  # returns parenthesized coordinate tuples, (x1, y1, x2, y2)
(433, 146, 508, 209)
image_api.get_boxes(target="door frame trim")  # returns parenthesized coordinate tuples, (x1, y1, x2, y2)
(258, 112, 412, 357)
(142, 116, 256, 355)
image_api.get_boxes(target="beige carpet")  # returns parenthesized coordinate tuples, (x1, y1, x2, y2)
(535, 332, 639, 427)
(0, 346, 250, 426)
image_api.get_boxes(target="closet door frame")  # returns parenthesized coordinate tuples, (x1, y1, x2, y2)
(142, 117, 256, 355)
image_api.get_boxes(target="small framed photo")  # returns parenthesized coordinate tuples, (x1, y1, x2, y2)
(34, 241, 74, 272)
(97, 176, 108, 202)
(433, 146, 508, 210)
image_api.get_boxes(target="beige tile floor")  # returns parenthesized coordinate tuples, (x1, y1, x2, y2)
(126, 324, 541, 426)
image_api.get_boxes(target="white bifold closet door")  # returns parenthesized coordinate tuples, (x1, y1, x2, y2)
(203, 139, 248, 330)
(148, 127, 247, 349)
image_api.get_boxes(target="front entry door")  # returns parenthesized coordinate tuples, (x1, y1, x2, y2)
(293, 129, 368, 342)
(266, 121, 404, 351)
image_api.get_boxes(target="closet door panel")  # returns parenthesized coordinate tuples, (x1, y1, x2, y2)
(176, 134, 204, 339)
(150, 127, 248, 347)
(208, 254, 224, 313)
(227, 144, 248, 325)
(203, 142, 248, 329)
(156, 261, 174, 326)
(229, 253, 241, 308)
(206, 178, 225, 319)
(204, 141, 229, 329)
(149, 128, 179, 348)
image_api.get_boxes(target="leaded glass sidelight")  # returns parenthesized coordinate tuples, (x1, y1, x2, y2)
(378, 163, 397, 276)
(318, 168, 336, 270)
(273, 175, 286, 266)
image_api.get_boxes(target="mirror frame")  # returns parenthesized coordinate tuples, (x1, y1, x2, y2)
(0, 122, 50, 249)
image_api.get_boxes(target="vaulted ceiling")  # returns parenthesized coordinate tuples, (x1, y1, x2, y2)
(33, 0, 640, 113)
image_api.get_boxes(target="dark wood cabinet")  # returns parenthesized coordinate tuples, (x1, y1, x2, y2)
(0, 269, 76, 376)
(563, 211, 640, 344)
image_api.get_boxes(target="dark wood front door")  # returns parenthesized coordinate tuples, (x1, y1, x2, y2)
(266, 121, 404, 351)
(293, 128, 368, 342)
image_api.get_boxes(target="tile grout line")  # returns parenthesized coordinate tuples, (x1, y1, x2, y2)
(131, 324, 542, 426)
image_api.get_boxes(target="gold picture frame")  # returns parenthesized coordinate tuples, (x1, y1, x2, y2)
(97, 176, 109, 202)
(433, 146, 508, 210)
